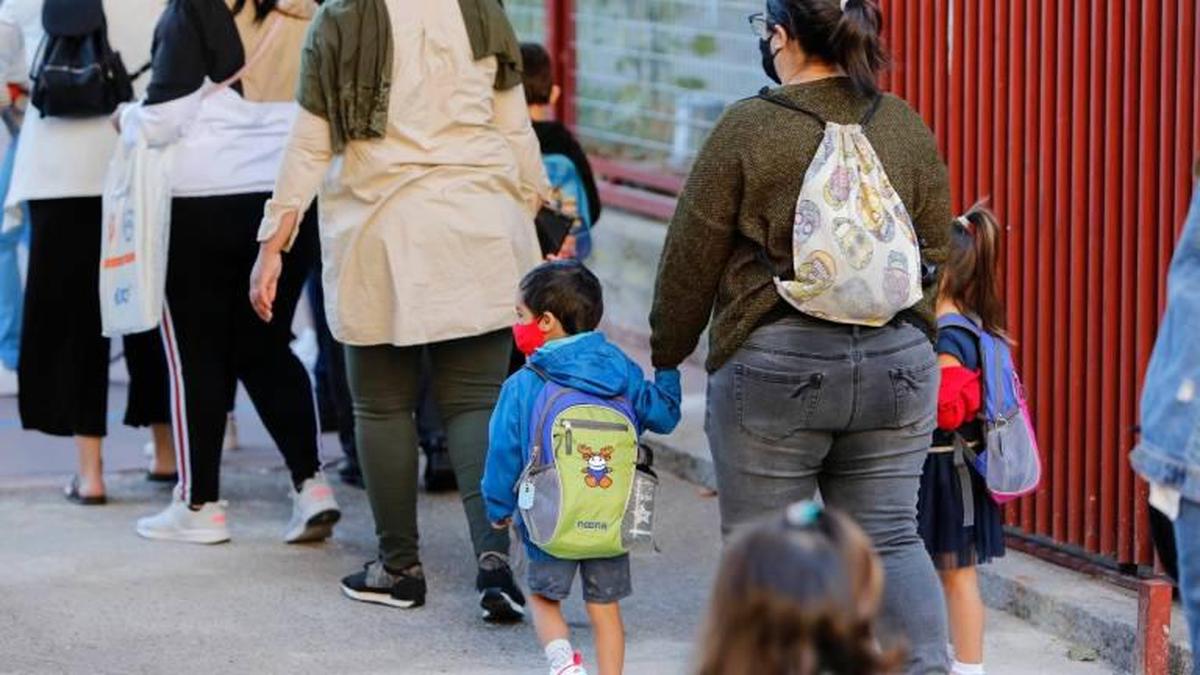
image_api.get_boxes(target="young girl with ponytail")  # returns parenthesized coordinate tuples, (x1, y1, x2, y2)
(916, 205, 1009, 675)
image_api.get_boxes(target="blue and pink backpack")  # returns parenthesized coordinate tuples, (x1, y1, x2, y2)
(939, 314, 1043, 503)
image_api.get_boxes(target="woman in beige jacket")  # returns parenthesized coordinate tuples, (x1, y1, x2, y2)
(251, 0, 547, 619)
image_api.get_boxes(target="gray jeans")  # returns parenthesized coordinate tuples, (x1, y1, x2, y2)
(706, 316, 949, 674)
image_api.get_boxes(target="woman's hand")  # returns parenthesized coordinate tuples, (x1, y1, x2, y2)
(249, 246, 283, 323)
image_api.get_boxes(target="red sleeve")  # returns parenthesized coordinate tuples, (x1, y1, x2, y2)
(937, 366, 982, 431)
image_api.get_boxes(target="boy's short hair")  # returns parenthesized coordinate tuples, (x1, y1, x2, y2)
(519, 260, 603, 335)
(521, 42, 554, 106)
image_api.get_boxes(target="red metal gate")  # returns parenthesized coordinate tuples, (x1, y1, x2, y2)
(543, 0, 1200, 568)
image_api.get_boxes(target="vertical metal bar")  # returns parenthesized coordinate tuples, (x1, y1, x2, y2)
(1034, 0, 1056, 538)
(1176, 0, 1197, 232)
(948, 0, 964, 213)
(1159, 0, 1178, 312)
(1023, 0, 1043, 535)
(1067, 0, 1090, 548)
(977, 0, 993, 201)
(934, 0, 949, 160)
(1050, 0, 1071, 543)
(547, 0, 576, 128)
(1135, 579, 1173, 675)
(905, 0, 919, 102)
(1125, 0, 1160, 564)
(1101, 0, 1124, 558)
(1005, 0, 1027, 529)
(1083, 0, 1107, 554)
(918, 0, 935, 127)
(962, 0, 978, 201)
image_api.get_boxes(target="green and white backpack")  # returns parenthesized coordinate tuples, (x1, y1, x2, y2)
(515, 369, 657, 560)
(758, 91, 923, 326)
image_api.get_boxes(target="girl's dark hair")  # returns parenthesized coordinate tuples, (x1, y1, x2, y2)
(941, 202, 1010, 342)
(696, 505, 904, 675)
(519, 260, 604, 335)
(232, 0, 278, 23)
(766, 0, 889, 97)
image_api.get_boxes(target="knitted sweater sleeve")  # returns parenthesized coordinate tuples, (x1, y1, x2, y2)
(649, 109, 744, 369)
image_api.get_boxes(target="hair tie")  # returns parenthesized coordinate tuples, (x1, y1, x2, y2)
(955, 215, 974, 233)
(786, 500, 824, 528)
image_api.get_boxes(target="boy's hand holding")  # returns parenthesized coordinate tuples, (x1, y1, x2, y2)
(492, 517, 512, 531)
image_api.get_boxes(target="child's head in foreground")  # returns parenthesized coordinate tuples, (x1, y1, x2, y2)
(697, 501, 902, 675)
(513, 260, 603, 355)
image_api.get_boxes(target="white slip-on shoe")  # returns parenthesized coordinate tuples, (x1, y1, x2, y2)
(285, 473, 341, 544)
(0, 366, 17, 397)
(222, 413, 239, 452)
(137, 497, 230, 545)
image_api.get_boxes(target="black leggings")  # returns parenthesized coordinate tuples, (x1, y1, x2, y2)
(162, 193, 320, 504)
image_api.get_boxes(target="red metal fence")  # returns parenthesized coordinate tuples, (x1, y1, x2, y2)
(539, 0, 1200, 568)
(876, 0, 1200, 568)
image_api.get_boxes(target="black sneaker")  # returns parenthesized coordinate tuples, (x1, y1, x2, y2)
(423, 442, 458, 493)
(476, 553, 525, 623)
(340, 561, 426, 609)
(337, 461, 365, 489)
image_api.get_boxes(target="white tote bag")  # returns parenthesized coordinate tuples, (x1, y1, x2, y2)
(99, 136, 174, 337)
(97, 13, 285, 337)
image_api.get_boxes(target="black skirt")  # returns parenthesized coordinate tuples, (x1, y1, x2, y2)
(19, 198, 168, 437)
(917, 448, 1006, 570)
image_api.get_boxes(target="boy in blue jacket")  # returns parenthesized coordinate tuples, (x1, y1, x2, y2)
(482, 260, 681, 675)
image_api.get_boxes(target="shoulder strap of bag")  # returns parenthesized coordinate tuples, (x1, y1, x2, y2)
(937, 313, 982, 336)
(755, 87, 827, 126)
(208, 12, 286, 95)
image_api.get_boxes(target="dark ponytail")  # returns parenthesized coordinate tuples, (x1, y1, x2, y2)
(231, 0, 279, 23)
(941, 202, 1011, 343)
(767, 0, 889, 97)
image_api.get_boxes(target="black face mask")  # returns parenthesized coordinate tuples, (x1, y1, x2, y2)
(759, 37, 782, 85)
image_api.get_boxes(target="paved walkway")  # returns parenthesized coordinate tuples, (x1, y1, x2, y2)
(0, 386, 1115, 674)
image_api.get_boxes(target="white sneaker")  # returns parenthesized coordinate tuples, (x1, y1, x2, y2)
(0, 366, 17, 397)
(137, 497, 231, 545)
(549, 653, 587, 675)
(222, 413, 239, 452)
(285, 473, 341, 544)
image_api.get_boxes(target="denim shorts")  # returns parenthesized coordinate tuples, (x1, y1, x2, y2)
(527, 554, 631, 604)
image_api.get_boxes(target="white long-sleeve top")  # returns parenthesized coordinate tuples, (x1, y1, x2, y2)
(4, 0, 160, 209)
(119, 0, 315, 198)
(258, 0, 550, 347)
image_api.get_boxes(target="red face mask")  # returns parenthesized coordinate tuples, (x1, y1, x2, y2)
(512, 319, 547, 357)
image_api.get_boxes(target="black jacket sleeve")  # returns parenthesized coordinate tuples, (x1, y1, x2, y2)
(145, 0, 244, 105)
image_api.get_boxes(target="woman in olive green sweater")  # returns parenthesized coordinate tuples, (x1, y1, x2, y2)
(650, 1, 952, 672)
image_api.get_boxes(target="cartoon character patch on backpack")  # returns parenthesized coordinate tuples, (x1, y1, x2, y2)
(515, 368, 641, 560)
(939, 314, 1043, 503)
(580, 445, 615, 489)
(756, 90, 924, 326)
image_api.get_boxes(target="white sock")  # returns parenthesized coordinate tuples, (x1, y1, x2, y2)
(545, 639, 574, 669)
(951, 660, 985, 675)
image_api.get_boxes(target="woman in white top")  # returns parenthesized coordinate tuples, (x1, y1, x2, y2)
(123, 0, 340, 546)
(251, 0, 547, 618)
(6, 0, 174, 505)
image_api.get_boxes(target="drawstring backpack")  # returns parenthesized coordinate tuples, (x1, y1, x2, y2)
(757, 90, 924, 326)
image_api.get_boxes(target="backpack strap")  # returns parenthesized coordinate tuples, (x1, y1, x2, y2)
(756, 87, 827, 127)
(858, 94, 884, 128)
(937, 313, 982, 337)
